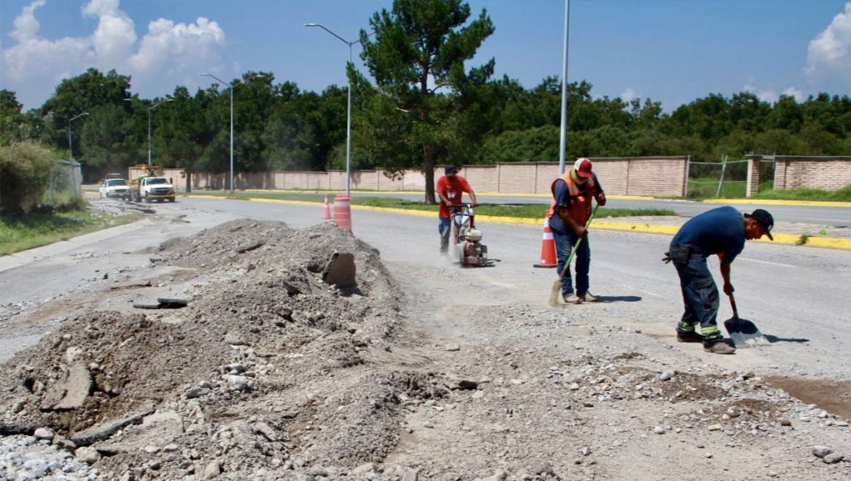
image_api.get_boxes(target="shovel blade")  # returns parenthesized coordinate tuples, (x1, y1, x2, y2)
(724, 316, 769, 347)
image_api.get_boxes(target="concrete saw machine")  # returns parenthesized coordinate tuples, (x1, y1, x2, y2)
(450, 203, 488, 267)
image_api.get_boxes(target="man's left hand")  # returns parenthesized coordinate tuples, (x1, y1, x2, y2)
(723, 283, 734, 296)
(597, 191, 607, 206)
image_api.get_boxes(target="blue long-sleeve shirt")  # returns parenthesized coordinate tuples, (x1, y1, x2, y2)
(671, 206, 745, 265)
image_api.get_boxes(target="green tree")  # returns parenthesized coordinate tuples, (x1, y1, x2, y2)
(158, 87, 212, 191)
(359, 0, 495, 203)
(0, 90, 25, 146)
(41, 68, 132, 160)
(79, 103, 137, 173)
(262, 82, 317, 171)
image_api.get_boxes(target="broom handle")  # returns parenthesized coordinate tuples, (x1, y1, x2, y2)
(728, 294, 738, 318)
(559, 205, 599, 279)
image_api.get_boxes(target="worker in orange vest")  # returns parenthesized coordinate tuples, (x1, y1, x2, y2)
(546, 158, 606, 304)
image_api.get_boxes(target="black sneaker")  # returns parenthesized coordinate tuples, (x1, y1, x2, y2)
(676, 331, 703, 343)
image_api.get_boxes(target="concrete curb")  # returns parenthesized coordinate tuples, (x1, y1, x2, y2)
(702, 198, 851, 208)
(185, 194, 851, 251)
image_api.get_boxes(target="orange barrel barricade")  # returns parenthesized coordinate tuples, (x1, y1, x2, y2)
(322, 194, 332, 219)
(333, 195, 352, 230)
(533, 216, 558, 268)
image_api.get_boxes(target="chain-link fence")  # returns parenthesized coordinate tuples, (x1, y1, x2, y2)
(758, 155, 775, 193)
(46, 159, 83, 206)
(685, 156, 749, 198)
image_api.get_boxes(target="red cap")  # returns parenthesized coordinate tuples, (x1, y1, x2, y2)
(573, 158, 593, 179)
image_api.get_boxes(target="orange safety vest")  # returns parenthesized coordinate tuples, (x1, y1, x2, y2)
(546, 171, 598, 227)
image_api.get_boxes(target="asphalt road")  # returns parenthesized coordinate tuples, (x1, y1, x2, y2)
(350, 191, 851, 226)
(2, 197, 851, 380)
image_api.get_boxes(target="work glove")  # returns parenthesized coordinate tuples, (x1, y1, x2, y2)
(662, 251, 673, 264)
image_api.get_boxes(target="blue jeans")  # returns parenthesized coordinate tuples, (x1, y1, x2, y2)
(669, 244, 722, 343)
(552, 226, 590, 297)
(439, 217, 451, 252)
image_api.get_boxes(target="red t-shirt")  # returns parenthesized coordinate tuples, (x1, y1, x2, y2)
(437, 175, 472, 218)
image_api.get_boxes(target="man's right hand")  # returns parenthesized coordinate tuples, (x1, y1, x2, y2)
(575, 226, 588, 238)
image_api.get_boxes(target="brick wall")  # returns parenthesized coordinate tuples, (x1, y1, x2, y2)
(773, 156, 851, 191)
(498, 163, 539, 193)
(161, 156, 688, 196)
(460, 166, 499, 192)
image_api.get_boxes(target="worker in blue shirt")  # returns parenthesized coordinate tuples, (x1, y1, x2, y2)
(665, 206, 774, 354)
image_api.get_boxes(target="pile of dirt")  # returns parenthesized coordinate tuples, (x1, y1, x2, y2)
(0, 220, 443, 480)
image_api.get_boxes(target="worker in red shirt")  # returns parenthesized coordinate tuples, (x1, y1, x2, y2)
(436, 165, 477, 254)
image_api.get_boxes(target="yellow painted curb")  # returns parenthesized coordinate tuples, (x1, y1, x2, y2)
(806, 237, 851, 249)
(702, 198, 851, 208)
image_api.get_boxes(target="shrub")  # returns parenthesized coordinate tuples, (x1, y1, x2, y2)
(0, 143, 55, 214)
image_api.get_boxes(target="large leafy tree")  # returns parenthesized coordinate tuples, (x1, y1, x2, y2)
(79, 103, 137, 173)
(0, 90, 25, 146)
(262, 81, 318, 171)
(41, 68, 132, 160)
(157, 87, 212, 191)
(359, 0, 495, 203)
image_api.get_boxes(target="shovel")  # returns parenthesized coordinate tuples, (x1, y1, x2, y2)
(723, 295, 769, 347)
(548, 206, 598, 307)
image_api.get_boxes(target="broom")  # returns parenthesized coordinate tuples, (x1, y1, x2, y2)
(548, 205, 599, 307)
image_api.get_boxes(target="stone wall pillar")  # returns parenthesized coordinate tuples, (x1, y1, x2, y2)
(746, 154, 762, 198)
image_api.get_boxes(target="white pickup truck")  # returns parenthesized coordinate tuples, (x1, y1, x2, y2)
(99, 178, 130, 200)
(138, 177, 176, 203)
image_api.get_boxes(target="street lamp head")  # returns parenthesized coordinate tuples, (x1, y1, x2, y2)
(304, 23, 318, 27)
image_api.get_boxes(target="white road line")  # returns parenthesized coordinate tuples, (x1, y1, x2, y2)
(738, 257, 797, 268)
(624, 285, 667, 299)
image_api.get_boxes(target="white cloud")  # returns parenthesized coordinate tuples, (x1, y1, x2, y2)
(743, 83, 778, 103)
(806, 2, 851, 83)
(1, 0, 228, 109)
(10, 0, 45, 42)
(782, 87, 805, 102)
(620, 87, 638, 102)
(129, 17, 225, 74)
(743, 84, 806, 104)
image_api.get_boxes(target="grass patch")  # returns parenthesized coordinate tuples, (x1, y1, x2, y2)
(192, 191, 676, 219)
(686, 178, 747, 199)
(751, 185, 851, 202)
(0, 208, 144, 256)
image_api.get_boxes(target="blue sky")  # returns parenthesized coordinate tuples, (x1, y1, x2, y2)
(2, 0, 850, 112)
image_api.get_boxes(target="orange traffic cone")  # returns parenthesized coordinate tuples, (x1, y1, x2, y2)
(322, 194, 332, 219)
(333, 194, 352, 230)
(533, 216, 558, 268)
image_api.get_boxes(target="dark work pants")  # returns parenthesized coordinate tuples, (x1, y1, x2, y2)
(669, 244, 722, 344)
(553, 226, 591, 297)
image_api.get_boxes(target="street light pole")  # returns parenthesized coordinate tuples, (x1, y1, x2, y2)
(558, 0, 570, 174)
(67, 112, 88, 161)
(147, 98, 172, 166)
(200, 73, 234, 193)
(200, 73, 264, 193)
(305, 23, 374, 197)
